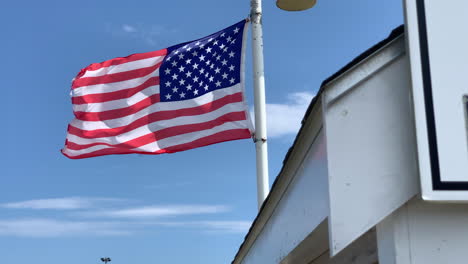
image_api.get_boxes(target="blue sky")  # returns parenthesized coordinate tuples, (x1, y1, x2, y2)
(2, 1, 402, 263)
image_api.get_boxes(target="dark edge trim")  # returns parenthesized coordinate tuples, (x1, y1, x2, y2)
(416, 0, 468, 190)
(232, 25, 406, 263)
(465, 95, 468, 143)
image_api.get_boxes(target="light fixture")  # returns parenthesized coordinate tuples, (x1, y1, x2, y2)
(100, 257, 111, 264)
(276, 0, 317, 11)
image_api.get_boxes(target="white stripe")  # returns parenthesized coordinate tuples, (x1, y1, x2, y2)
(70, 84, 242, 130)
(67, 102, 247, 145)
(73, 85, 160, 113)
(63, 121, 248, 157)
(63, 144, 112, 157)
(73, 69, 159, 97)
(139, 120, 248, 151)
(81, 56, 165, 78)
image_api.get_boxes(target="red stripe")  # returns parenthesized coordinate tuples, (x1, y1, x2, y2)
(72, 61, 162, 89)
(62, 129, 251, 159)
(72, 77, 160, 104)
(66, 111, 247, 150)
(74, 49, 167, 80)
(74, 94, 161, 121)
(69, 92, 244, 138)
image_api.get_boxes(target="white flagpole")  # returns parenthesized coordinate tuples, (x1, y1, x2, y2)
(250, 0, 270, 210)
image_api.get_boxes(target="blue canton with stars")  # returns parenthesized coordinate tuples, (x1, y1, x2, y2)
(160, 20, 246, 102)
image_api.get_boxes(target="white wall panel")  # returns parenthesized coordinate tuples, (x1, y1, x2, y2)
(323, 38, 420, 255)
(242, 131, 329, 264)
(377, 198, 468, 264)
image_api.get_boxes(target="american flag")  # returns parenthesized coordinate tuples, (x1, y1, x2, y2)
(62, 20, 253, 159)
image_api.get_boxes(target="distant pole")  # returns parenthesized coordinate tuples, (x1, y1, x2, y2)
(250, 0, 270, 210)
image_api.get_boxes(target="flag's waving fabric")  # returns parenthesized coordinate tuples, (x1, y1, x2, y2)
(62, 20, 253, 159)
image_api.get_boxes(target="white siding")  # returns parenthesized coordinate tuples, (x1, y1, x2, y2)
(242, 131, 329, 264)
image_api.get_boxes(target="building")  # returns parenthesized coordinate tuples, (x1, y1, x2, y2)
(232, 23, 468, 264)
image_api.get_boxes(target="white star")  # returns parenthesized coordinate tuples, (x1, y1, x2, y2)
(185, 59, 192, 64)
(174, 50, 179, 54)
(215, 81, 221, 87)
(222, 73, 228, 79)
(205, 72, 209, 78)
(206, 47, 212, 53)
(200, 43, 205, 48)
(187, 84, 193, 90)
(172, 73, 178, 80)
(165, 81, 171, 87)
(166, 56, 171, 61)
(192, 51, 198, 56)
(231, 39, 236, 44)
(209, 76, 214, 82)
(229, 78, 235, 84)
(193, 63, 199, 69)
(204, 84, 209, 91)
(178, 65, 185, 72)
(165, 94, 172, 100)
(229, 51, 235, 58)
(205, 60, 210, 65)
(193, 76, 199, 82)
(194, 89, 199, 95)
(178, 53, 184, 59)
(221, 32, 226, 37)
(221, 59, 228, 66)
(200, 68, 205, 74)
(219, 43, 225, 49)
(229, 65, 235, 71)
(199, 80, 204, 87)
(214, 67, 221, 74)
(199, 55, 205, 61)
(234, 27, 239, 33)
(183, 44, 188, 49)
(185, 71, 192, 77)
(180, 92, 186, 98)
(227, 36, 232, 42)
(213, 40, 218, 45)
(172, 87, 178, 93)
(179, 79, 185, 85)
(187, 46, 192, 51)
(223, 47, 228, 52)
(164, 68, 171, 74)
(195, 41, 200, 46)
(216, 55, 221, 61)
(171, 61, 177, 67)
(209, 63, 214, 69)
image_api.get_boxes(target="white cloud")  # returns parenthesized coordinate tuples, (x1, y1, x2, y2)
(199, 221, 251, 233)
(0, 218, 250, 237)
(81, 205, 229, 218)
(149, 220, 251, 233)
(251, 92, 315, 138)
(106, 22, 177, 46)
(122, 24, 137, 33)
(0, 219, 129, 237)
(2, 197, 121, 210)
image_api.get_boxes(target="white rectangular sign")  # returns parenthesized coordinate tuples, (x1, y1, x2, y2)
(404, 0, 468, 201)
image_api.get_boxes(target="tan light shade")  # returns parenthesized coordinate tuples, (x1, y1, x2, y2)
(276, 0, 317, 11)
